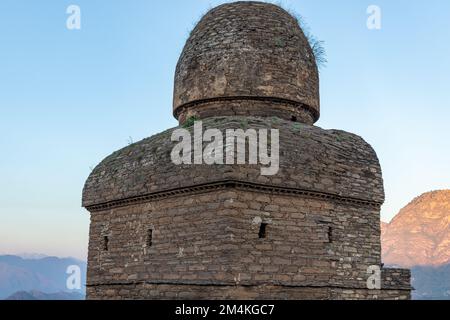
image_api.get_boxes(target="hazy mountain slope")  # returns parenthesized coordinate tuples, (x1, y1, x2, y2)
(411, 264, 450, 300)
(0, 255, 86, 299)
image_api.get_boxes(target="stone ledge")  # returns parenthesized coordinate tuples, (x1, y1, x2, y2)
(85, 179, 382, 212)
(174, 96, 319, 125)
(86, 278, 410, 291)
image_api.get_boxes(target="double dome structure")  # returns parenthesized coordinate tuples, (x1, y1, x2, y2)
(82, 2, 411, 300)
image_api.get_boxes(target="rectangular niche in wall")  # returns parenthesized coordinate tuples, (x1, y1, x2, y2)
(259, 223, 268, 239)
(147, 229, 153, 247)
(103, 236, 109, 251)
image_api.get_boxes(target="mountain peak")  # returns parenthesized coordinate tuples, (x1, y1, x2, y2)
(382, 190, 450, 267)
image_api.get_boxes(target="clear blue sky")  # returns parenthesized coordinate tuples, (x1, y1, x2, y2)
(0, 0, 449, 260)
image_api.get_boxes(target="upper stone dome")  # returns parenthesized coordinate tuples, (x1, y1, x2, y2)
(173, 1, 320, 125)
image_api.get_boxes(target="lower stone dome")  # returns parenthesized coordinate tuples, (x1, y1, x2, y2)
(83, 116, 384, 210)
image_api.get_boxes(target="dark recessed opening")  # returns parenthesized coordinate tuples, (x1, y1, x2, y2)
(328, 227, 333, 243)
(258, 223, 268, 239)
(291, 115, 297, 122)
(147, 229, 153, 247)
(103, 236, 109, 251)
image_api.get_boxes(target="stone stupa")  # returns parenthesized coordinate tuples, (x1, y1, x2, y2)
(82, 1, 411, 300)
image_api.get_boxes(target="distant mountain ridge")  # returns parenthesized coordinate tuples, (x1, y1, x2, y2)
(0, 255, 86, 300)
(411, 264, 450, 300)
(12, 253, 49, 260)
(5, 290, 84, 300)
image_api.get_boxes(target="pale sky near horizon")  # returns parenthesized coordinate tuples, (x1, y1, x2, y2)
(0, 0, 449, 260)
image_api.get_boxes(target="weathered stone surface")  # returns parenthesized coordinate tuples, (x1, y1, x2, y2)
(173, 1, 320, 125)
(82, 117, 384, 209)
(87, 192, 382, 287)
(87, 283, 410, 300)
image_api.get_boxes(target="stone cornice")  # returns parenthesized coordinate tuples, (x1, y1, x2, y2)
(84, 180, 382, 212)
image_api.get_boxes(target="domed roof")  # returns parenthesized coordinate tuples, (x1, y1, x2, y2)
(173, 1, 320, 125)
(82, 117, 383, 210)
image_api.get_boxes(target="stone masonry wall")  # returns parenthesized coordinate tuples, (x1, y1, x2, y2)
(86, 188, 409, 299)
(87, 283, 410, 300)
